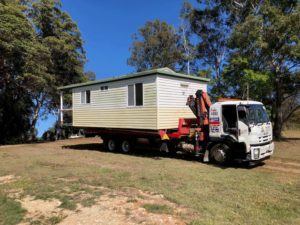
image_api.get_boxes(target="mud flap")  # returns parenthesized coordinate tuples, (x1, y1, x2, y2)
(203, 149, 209, 162)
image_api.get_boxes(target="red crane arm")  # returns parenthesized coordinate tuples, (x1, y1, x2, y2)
(187, 90, 212, 127)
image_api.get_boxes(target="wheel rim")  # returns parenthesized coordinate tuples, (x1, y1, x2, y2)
(108, 140, 116, 151)
(213, 145, 227, 163)
(122, 140, 130, 153)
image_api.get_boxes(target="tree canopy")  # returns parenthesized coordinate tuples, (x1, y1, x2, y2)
(0, 0, 42, 143)
(127, 20, 183, 72)
(188, 0, 300, 139)
(0, 0, 87, 143)
(225, 0, 300, 139)
(27, 0, 87, 139)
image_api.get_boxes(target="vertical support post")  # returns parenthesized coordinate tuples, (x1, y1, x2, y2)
(60, 91, 63, 127)
(247, 82, 249, 100)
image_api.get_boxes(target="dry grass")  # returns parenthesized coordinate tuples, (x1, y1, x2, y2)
(0, 132, 299, 225)
(273, 130, 300, 162)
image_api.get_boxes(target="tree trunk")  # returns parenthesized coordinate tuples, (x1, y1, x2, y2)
(273, 114, 283, 140)
(273, 78, 283, 140)
(29, 97, 43, 141)
(30, 117, 38, 141)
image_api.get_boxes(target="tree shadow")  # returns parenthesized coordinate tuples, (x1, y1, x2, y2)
(62, 143, 264, 169)
(281, 137, 300, 141)
(63, 143, 103, 151)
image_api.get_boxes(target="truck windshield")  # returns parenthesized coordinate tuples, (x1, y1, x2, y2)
(247, 105, 269, 125)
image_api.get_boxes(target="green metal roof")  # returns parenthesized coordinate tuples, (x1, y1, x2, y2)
(58, 67, 210, 91)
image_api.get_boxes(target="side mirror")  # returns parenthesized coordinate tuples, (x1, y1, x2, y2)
(237, 105, 247, 114)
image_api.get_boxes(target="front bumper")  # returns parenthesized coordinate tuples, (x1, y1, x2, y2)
(247, 142, 274, 161)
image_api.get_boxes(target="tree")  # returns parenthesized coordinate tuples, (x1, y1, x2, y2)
(85, 71, 96, 81)
(188, 0, 300, 139)
(190, 1, 232, 95)
(189, 0, 266, 96)
(128, 19, 182, 72)
(0, 0, 49, 143)
(26, 0, 87, 139)
(0, 86, 33, 144)
(0, 0, 87, 143)
(227, 0, 300, 139)
(179, 1, 199, 74)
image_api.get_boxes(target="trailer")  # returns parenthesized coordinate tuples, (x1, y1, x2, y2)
(59, 68, 274, 165)
(83, 117, 197, 154)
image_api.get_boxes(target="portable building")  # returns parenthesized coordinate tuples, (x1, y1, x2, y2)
(58, 68, 209, 130)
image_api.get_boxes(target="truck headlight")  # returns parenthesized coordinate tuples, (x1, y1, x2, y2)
(253, 148, 260, 159)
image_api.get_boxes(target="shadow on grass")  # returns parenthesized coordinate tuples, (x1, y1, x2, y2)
(62, 143, 263, 169)
(281, 137, 300, 141)
(62, 143, 199, 162)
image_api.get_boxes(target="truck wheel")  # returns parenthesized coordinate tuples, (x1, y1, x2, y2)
(210, 143, 230, 166)
(159, 142, 169, 153)
(121, 140, 132, 153)
(107, 139, 117, 152)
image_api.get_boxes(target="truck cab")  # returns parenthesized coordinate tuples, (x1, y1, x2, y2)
(208, 101, 274, 163)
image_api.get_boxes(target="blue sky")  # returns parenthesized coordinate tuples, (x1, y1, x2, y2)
(37, 0, 198, 136)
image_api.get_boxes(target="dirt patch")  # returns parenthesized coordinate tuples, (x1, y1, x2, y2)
(60, 189, 186, 225)
(0, 175, 18, 184)
(20, 196, 61, 219)
(17, 187, 187, 225)
(261, 159, 300, 174)
(263, 165, 300, 174)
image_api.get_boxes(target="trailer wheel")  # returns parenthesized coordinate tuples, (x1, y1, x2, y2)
(107, 139, 117, 152)
(121, 140, 132, 153)
(210, 143, 230, 166)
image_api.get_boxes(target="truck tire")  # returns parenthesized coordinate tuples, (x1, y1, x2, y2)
(210, 143, 231, 166)
(106, 139, 117, 152)
(121, 139, 133, 153)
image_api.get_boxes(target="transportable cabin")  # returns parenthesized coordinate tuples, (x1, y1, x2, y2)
(58, 68, 209, 130)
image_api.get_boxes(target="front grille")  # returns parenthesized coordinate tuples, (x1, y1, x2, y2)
(258, 135, 272, 143)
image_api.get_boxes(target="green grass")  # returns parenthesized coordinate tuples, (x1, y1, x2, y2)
(46, 215, 64, 225)
(0, 138, 299, 224)
(0, 194, 25, 225)
(59, 196, 77, 210)
(80, 197, 96, 207)
(126, 198, 138, 203)
(143, 203, 173, 214)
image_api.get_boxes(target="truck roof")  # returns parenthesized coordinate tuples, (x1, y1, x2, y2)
(58, 67, 210, 91)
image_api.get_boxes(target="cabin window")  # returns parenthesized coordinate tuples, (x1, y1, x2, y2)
(128, 85, 134, 106)
(81, 90, 91, 104)
(128, 83, 143, 106)
(81, 91, 85, 104)
(135, 83, 143, 106)
(86, 90, 91, 103)
(100, 86, 108, 91)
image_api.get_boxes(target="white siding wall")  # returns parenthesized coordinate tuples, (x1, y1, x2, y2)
(72, 76, 157, 129)
(157, 75, 207, 129)
(70, 74, 207, 130)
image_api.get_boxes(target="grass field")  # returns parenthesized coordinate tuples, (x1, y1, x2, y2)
(0, 130, 299, 225)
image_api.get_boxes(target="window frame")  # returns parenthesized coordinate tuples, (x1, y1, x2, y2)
(81, 91, 85, 104)
(100, 85, 109, 92)
(80, 90, 91, 104)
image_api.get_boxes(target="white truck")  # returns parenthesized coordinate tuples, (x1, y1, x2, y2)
(206, 99, 274, 164)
